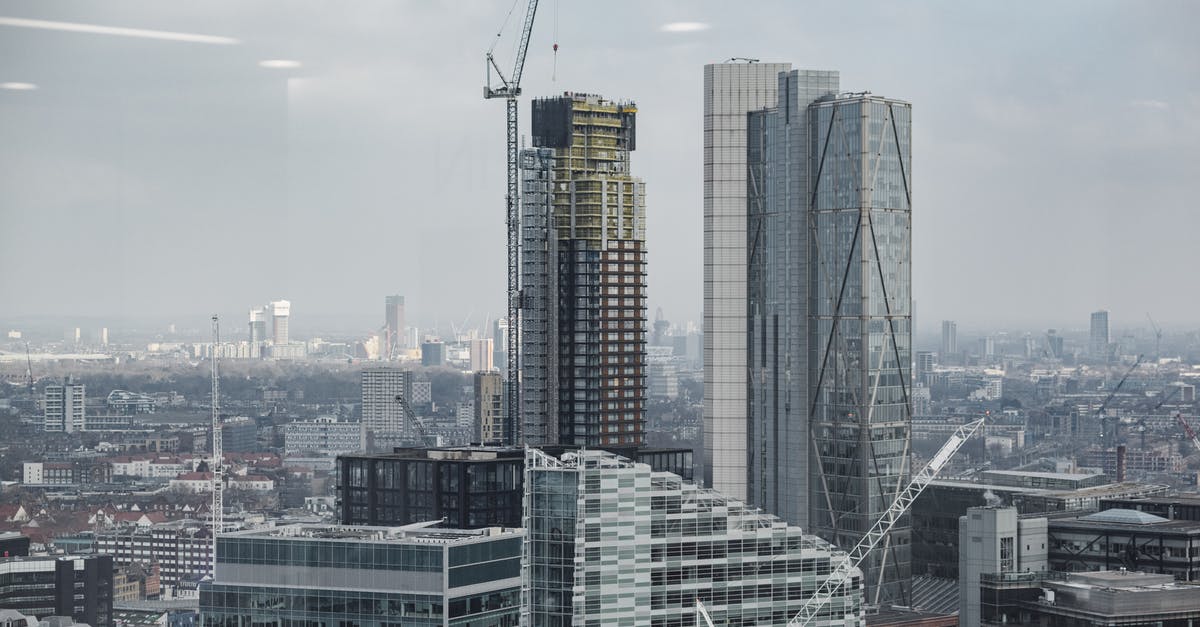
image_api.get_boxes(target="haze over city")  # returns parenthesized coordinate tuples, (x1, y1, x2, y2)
(2, 1, 1197, 330)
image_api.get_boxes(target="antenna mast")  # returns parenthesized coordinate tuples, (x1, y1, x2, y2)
(210, 315, 223, 576)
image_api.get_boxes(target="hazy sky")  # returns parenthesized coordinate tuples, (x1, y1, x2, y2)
(1, 0, 1197, 334)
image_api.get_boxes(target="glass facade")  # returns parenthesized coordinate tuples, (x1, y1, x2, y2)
(338, 449, 524, 529)
(808, 95, 913, 606)
(201, 525, 521, 627)
(746, 69, 840, 529)
(522, 449, 863, 627)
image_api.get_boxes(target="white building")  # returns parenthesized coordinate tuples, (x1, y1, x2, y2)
(283, 418, 365, 456)
(958, 505, 1048, 627)
(360, 368, 411, 434)
(44, 378, 85, 433)
(524, 449, 863, 626)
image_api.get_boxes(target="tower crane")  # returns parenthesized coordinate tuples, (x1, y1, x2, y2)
(1146, 313, 1162, 362)
(1176, 413, 1200, 456)
(394, 392, 433, 446)
(694, 418, 986, 627)
(485, 0, 540, 445)
(1095, 355, 1141, 449)
(210, 315, 223, 576)
(24, 342, 34, 394)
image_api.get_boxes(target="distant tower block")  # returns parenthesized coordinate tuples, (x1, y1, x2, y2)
(385, 295, 406, 358)
(270, 300, 291, 345)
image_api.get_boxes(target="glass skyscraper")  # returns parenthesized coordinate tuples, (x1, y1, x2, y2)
(807, 94, 913, 605)
(522, 448, 863, 626)
(742, 65, 914, 606)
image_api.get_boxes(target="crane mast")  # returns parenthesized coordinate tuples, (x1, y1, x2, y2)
(210, 315, 223, 575)
(485, 0, 539, 445)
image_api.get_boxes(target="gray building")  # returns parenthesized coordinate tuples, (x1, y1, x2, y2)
(941, 320, 957, 359)
(1090, 309, 1110, 360)
(703, 60, 792, 502)
(746, 67, 839, 532)
(523, 448, 862, 626)
(201, 524, 522, 627)
(361, 367, 412, 437)
(384, 295, 405, 358)
(958, 506, 1048, 627)
(980, 570, 1200, 627)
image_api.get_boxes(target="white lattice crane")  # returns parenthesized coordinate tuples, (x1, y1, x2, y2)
(485, 0, 540, 445)
(696, 418, 985, 627)
(210, 315, 223, 576)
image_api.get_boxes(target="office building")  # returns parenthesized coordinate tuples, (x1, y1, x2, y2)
(338, 447, 524, 529)
(0, 555, 113, 627)
(745, 67, 840, 531)
(473, 372, 503, 444)
(44, 378, 86, 433)
(99, 327, 108, 346)
(703, 60, 792, 501)
(979, 570, 1200, 627)
(218, 417, 258, 454)
(941, 321, 957, 359)
(0, 532, 30, 558)
(520, 92, 647, 448)
(384, 295, 405, 359)
(958, 506, 1047, 627)
(1048, 508, 1200, 580)
(201, 524, 522, 627)
(269, 300, 290, 345)
(469, 338, 493, 372)
(421, 340, 446, 367)
(361, 367, 412, 436)
(522, 449, 863, 626)
(1090, 309, 1110, 360)
(283, 417, 365, 457)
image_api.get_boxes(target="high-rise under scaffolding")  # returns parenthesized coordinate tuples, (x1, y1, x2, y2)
(520, 93, 647, 448)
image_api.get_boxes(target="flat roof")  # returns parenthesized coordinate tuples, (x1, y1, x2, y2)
(221, 524, 520, 546)
(982, 470, 1104, 481)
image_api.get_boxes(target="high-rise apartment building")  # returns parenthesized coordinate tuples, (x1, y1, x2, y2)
(520, 93, 647, 448)
(703, 60, 792, 501)
(248, 306, 267, 358)
(746, 68, 839, 530)
(806, 92, 913, 605)
(941, 320, 958, 359)
(522, 449, 863, 626)
(469, 338, 494, 372)
(384, 295, 405, 358)
(1090, 309, 1110, 360)
(735, 65, 914, 604)
(269, 300, 290, 345)
(44, 378, 86, 433)
(474, 371, 504, 443)
(360, 367, 411, 436)
(492, 317, 509, 375)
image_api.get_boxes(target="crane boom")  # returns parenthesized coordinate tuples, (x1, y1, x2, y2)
(787, 418, 985, 627)
(485, 0, 540, 445)
(1095, 355, 1141, 448)
(1177, 413, 1200, 453)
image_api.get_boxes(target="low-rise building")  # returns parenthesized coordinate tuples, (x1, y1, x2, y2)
(981, 570, 1200, 627)
(95, 521, 210, 589)
(200, 524, 523, 627)
(1048, 508, 1200, 580)
(0, 555, 113, 627)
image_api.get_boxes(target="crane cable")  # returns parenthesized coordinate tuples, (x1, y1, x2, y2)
(488, 0, 522, 56)
(551, 0, 559, 81)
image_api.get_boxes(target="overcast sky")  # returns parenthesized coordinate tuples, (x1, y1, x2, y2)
(1, 0, 1197, 335)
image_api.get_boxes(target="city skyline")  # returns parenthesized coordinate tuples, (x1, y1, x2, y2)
(2, 2, 1198, 327)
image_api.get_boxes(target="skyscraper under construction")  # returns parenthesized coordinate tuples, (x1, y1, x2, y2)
(520, 93, 647, 448)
